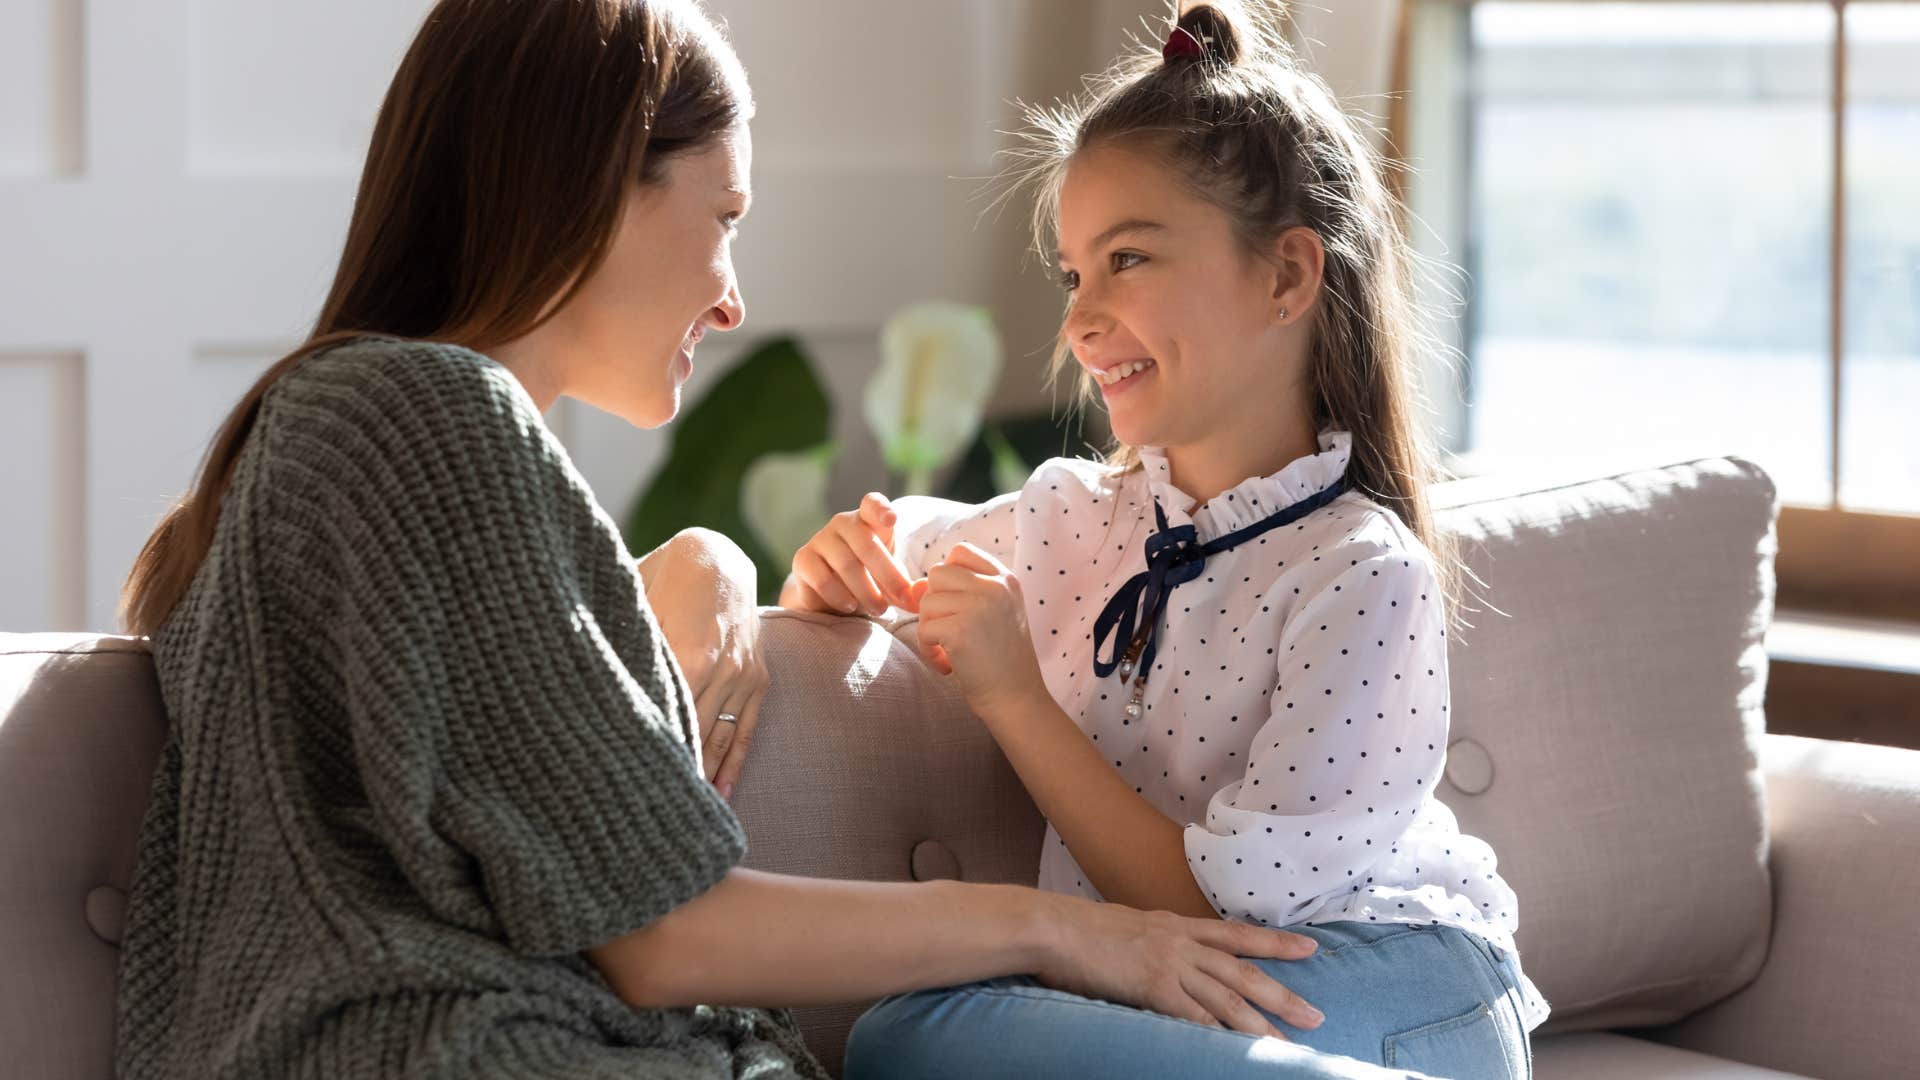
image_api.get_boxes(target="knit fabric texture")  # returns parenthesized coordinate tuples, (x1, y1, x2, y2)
(114, 335, 827, 1079)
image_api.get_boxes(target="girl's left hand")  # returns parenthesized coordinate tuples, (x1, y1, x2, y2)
(640, 529, 768, 800)
(913, 542, 1049, 718)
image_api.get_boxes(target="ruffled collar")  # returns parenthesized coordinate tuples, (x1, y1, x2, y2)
(1137, 429, 1352, 542)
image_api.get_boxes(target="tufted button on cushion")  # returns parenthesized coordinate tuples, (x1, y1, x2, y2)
(910, 839, 962, 882)
(1444, 737, 1496, 795)
(85, 885, 128, 947)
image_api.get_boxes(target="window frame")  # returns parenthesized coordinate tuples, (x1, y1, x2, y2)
(1390, 0, 1920, 621)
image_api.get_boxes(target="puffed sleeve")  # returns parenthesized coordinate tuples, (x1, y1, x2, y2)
(889, 490, 1022, 580)
(1182, 548, 1450, 926)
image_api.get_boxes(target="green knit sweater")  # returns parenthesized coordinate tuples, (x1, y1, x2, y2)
(115, 335, 827, 1079)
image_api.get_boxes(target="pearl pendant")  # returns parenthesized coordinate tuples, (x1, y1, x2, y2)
(1124, 699, 1144, 720)
(1118, 658, 1135, 680)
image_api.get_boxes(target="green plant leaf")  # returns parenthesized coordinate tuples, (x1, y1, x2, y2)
(941, 410, 1092, 504)
(984, 427, 1031, 495)
(623, 336, 832, 604)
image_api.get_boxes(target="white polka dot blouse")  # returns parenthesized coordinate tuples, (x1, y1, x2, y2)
(891, 427, 1550, 1032)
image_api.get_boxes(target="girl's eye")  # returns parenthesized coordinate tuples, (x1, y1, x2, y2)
(1056, 252, 1142, 292)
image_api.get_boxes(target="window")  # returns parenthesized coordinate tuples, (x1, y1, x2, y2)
(1402, 1, 1920, 618)
(1844, 4, 1920, 512)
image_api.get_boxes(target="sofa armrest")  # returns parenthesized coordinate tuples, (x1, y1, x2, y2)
(723, 609, 1046, 1073)
(1636, 733, 1920, 1080)
(727, 609, 1044, 884)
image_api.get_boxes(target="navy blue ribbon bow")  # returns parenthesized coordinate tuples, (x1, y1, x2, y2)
(1092, 476, 1349, 684)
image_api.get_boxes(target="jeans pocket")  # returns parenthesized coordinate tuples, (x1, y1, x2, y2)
(1382, 1002, 1514, 1080)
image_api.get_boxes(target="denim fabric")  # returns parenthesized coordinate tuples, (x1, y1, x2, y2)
(844, 920, 1534, 1079)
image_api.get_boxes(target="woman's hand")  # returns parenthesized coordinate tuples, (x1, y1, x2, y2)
(912, 542, 1048, 717)
(783, 492, 915, 617)
(1039, 895, 1327, 1039)
(639, 528, 767, 800)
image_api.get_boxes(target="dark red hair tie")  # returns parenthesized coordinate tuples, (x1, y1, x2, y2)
(1162, 26, 1206, 62)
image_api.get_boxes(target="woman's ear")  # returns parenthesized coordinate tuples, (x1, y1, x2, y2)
(1269, 226, 1325, 325)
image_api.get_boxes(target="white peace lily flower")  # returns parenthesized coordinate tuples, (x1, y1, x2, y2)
(740, 444, 836, 565)
(863, 302, 1003, 494)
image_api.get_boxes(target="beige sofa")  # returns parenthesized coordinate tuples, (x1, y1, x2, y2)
(5, 454, 1916, 1079)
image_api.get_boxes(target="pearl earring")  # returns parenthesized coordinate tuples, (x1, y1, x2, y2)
(1279, 307, 1290, 322)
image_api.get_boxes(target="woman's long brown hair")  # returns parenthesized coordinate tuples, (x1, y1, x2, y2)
(121, 0, 750, 636)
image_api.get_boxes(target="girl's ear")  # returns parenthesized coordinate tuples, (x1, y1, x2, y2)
(1269, 226, 1326, 324)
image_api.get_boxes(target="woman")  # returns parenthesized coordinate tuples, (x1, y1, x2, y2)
(112, 2, 1325, 1077)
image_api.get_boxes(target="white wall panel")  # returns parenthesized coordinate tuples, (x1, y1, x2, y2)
(0, 0, 84, 177)
(0, 353, 86, 631)
(176, 347, 282, 482)
(722, 2, 1020, 172)
(187, 0, 435, 174)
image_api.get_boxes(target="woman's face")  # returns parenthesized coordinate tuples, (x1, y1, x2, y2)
(1054, 142, 1308, 453)
(534, 122, 753, 429)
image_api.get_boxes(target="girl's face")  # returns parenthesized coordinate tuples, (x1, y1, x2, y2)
(521, 123, 752, 429)
(1055, 142, 1313, 455)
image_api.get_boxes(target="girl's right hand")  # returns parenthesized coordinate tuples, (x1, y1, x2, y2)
(1037, 895, 1326, 1040)
(783, 492, 917, 617)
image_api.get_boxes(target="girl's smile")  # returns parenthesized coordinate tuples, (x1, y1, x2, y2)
(1088, 356, 1158, 394)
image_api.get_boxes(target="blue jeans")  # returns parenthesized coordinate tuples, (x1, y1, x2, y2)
(844, 920, 1534, 1079)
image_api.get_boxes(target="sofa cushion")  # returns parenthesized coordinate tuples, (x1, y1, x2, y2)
(734, 610, 1043, 887)
(0, 634, 170, 1080)
(1429, 456, 1779, 1032)
(731, 609, 1045, 1070)
(1631, 734, 1920, 1079)
(1533, 1032, 1812, 1078)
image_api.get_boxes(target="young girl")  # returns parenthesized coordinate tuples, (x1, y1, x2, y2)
(785, 3, 1549, 1076)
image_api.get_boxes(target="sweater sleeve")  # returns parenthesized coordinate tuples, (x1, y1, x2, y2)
(266, 339, 745, 958)
(1182, 548, 1451, 926)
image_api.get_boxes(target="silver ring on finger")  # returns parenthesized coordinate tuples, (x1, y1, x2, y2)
(715, 713, 739, 726)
